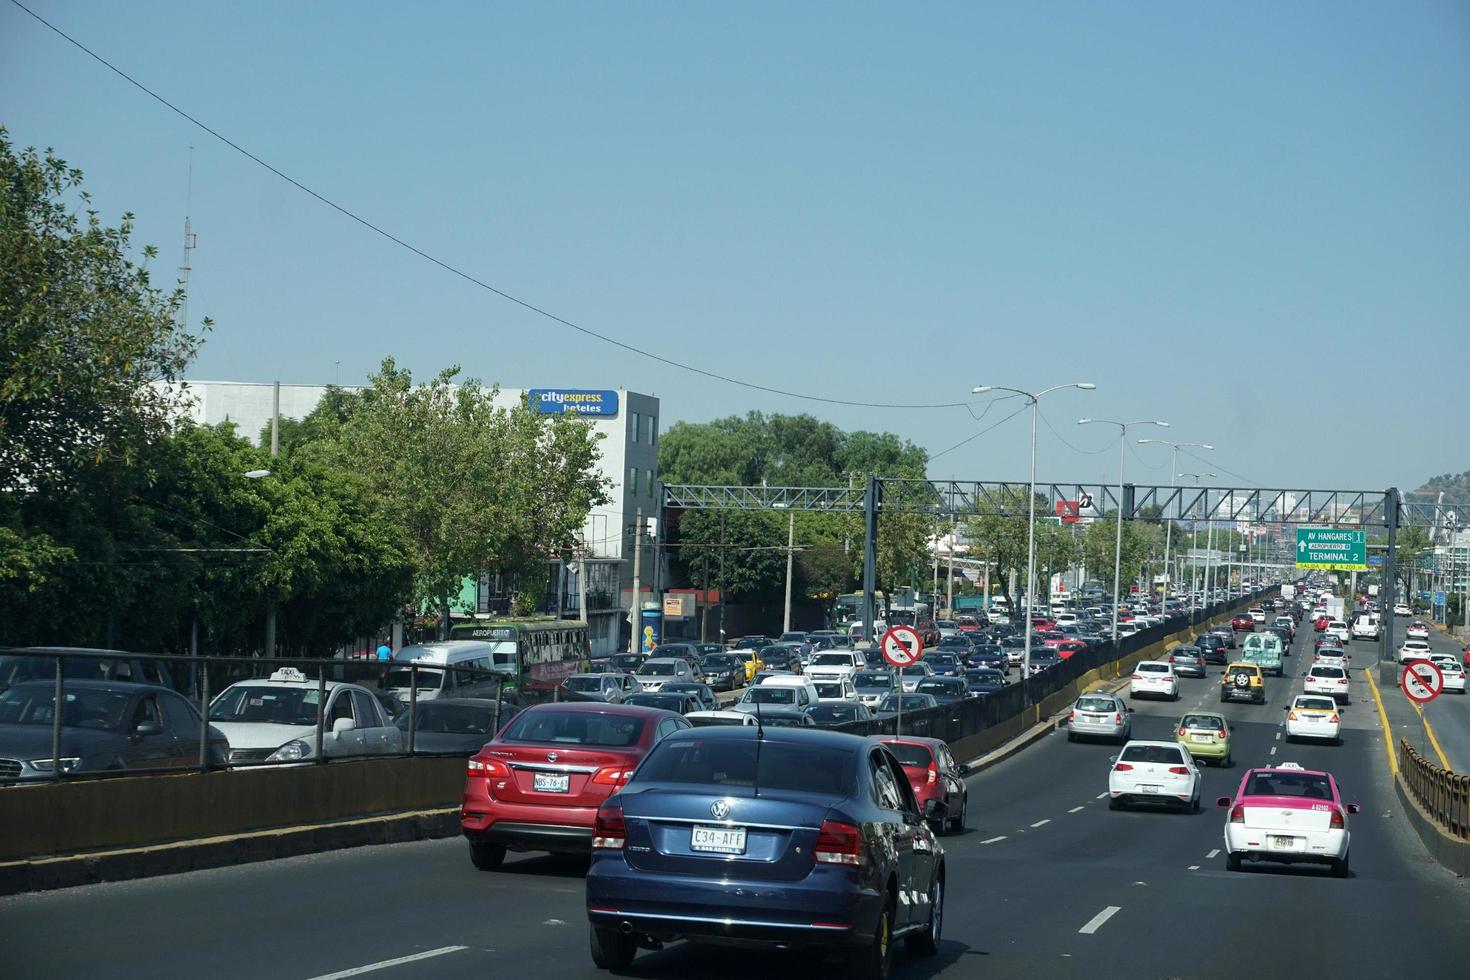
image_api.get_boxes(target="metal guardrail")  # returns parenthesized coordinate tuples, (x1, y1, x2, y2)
(1401, 738, 1470, 840)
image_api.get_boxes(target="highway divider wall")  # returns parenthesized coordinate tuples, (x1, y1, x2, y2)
(1395, 738, 1470, 876)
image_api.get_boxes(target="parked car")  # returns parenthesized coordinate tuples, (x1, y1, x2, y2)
(584, 727, 946, 972)
(0, 679, 227, 781)
(461, 701, 690, 869)
(393, 697, 498, 754)
(209, 668, 404, 764)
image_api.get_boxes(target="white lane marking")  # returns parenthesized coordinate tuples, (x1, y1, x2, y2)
(1270, 746, 1278, 756)
(981, 835, 1007, 844)
(1031, 819, 1052, 828)
(1068, 806, 1085, 813)
(305, 947, 469, 980)
(1207, 849, 1220, 859)
(1096, 792, 1108, 799)
(1078, 906, 1122, 935)
(1188, 865, 1201, 870)
(1275, 732, 1281, 740)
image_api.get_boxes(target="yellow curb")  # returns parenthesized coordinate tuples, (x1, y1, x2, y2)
(1364, 667, 1399, 778)
(1410, 698, 1453, 770)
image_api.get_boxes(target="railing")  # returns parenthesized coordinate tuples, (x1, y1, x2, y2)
(1401, 738, 1470, 840)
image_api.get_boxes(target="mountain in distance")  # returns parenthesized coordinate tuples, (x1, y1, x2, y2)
(1413, 469, 1470, 499)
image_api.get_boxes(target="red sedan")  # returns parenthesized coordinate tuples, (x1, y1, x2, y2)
(1231, 615, 1255, 632)
(881, 736, 970, 834)
(461, 701, 690, 870)
(1314, 615, 1330, 632)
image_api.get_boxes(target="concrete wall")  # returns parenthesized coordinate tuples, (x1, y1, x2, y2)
(0, 757, 465, 862)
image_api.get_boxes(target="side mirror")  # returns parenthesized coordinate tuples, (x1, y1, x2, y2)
(1127, 706, 1136, 713)
(1346, 803, 1361, 815)
(922, 798, 947, 820)
(332, 717, 356, 735)
(957, 763, 973, 777)
(1216, 797, 1233, 808)
(134, 720, 164, 738)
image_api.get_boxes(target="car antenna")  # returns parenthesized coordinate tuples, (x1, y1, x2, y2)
(752, 694, 764, 798)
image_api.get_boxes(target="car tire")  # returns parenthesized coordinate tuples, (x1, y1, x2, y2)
(947, 796, 966, 834)
(906, 876, 943, 957)
(1219, 690, 1229, 703)
(1108, 796, 1124, 811)
(1067, 731, 1076, 743)
(1332, 854, 1349, 879)
(849, 897, 894, 980)
(1226, 852, 1242, 872)
(469, 842, 506, 871)
(589, 925, 638, 970)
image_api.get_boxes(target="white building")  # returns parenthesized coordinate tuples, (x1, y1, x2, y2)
(158, 380, 661, 654)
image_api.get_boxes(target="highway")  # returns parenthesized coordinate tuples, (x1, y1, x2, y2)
(1408, 618, 1470, 771)
(6, 622, 1470, 979)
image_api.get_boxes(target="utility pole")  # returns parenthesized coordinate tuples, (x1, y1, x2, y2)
(629, 508, 643, 654)
(718, 510, 727, 646)
(264, 380, 280, 658)
(782, 508, 796, 634)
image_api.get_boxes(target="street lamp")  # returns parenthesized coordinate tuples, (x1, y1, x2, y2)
(972, 382, 1095, 680)
(1137, 440, 1213, 611)
(1078, 418, 1169, 645)
(1179, 471, 1216, 617)
(243, 469, 271, 480)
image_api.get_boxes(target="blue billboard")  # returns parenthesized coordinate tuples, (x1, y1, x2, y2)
(527, 388, 619, 417)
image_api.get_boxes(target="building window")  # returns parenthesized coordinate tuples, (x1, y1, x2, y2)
(645, 469, 654, 498)
(646, 415, 656, 444)
(630, 411, 640, 444)
(629, 466, 638, 496)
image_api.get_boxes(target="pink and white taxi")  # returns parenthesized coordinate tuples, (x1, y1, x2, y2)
(1217, 762, 1359, 877)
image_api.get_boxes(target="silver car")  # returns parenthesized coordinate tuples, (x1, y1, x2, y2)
(1067, 693, 1133, 744)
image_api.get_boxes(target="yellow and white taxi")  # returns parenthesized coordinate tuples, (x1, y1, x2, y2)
(1284, 695, 1340, 744)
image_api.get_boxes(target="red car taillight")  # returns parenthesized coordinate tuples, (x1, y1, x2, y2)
(591, 765, 634, 787)
(1330, 808, 1345, 829)
(1178, 727, 1188, 736)
(1113, 763, 1134, 772)
(926, 768, 938, 785)
(1217, 729, 1227, 739)
(1115, 713, 1124, 724)
(1167, 766, 1190, 775)
(1230, 805, 1245, 823)
(592, 804, 626, 849)
(814, 819, 864, 865)
(1070, 710, 1077, 723)
(466, 757, 509, 778)
(1131, 674, 1142, 681)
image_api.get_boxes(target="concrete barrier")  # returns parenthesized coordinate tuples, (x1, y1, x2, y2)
(0, 756, 466, 862)
(1394, 773, 1470, 877)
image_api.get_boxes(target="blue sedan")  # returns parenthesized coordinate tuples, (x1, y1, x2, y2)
(585, 726, 946, 976)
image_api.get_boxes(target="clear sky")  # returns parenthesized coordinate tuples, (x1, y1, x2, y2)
(4, 1, 1468, 494)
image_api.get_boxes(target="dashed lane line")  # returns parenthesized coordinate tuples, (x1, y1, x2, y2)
(1078, 906, 1122, 935)
(1068, 806, 1085, 813)
(981, 836, 1007, 844)
(305, 947, 469, 980)
(1206, 849, 1220, 859)
(1188, 865, 1201, 870)
(1096, 792, 1108, 800)
(1031, 819, 1052, 828)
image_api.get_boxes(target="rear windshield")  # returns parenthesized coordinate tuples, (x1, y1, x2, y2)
(635, 737, 855, 796)
(400, 701, 494, 734)
(743, 687, 797, 705)
(702, 655, 735, 669)
(915, 680, 960, 694)
(884, 742, 935, 768)
(626, 694, 687, 712)
(1181, 715, 1224, 730)
(1137, 663, 1170, 674)
(1310, 667, 1345, 678)
(1295, 698, 1336, 711)
(854, 673, 893, 690)
(1119, 745, 1187, 764)
(1076, 696, 1116, 712)
(384, 667, 445, 690)
(563, 676, 605, 693)
(811, 654, 854, 666)
(1245, 771, 1332, 799)
(499, 710, 646, 747)
(610, 655, 645, 670)
(637, 661, 679, 676)
(813, 682, 846, 699)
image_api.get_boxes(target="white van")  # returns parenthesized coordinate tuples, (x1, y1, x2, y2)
(847, 620, 887, 645)
(385, 641, 506, 702)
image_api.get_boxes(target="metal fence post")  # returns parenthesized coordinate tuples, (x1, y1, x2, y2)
(408, 663, 418, 755)
(198, 661, 211, 772)
(315, 665, 326, 763)
(494, 677, 504, 733)
(51, 655, 64, 781)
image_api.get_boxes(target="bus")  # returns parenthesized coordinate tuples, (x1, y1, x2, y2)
(448, 618, 591, 694)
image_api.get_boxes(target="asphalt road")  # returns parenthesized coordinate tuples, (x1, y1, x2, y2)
(6, 621, 1470, 979)
(1404, 618, 1470, 771)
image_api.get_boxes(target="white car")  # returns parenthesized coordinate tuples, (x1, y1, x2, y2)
(1054, 612, 1079, 627)
(1398, 640, 1434, 664)
(1324, 620, 1351, 644)
(209, 668, 405, 765)
(1405, 621, 1430, 641)
(1117, 622, 1143, 638)
(1285, 695, 1341, 743)
(1130, 661, 1179, 701)
(731, 675, 820, 714)
(1394, 603, 1412, 617)
(811, 675, 857, 702)
(1440, 661, 1467, 694)
(1108, 740, 1201, 811)
(1304, 665, 1350, 703)
(804, 651, 864, 686)
(1350, 615, 1380, 641)
(1219, 762, 1356, 876)
(1313, 648, 1349, 670)
(1248, 608, 1267, 624)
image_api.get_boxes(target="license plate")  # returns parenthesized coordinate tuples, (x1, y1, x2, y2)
(532, 772, 570, 793)
(1141, 785, 1159, 794)
(1271, 835, 1301, 850)
(1190, 734, 1210, 742)
(691, 825, 747, 855)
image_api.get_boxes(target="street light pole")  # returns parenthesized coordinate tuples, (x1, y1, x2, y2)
(972, 382, 1096, 682)
(1138, 440, 1213, 612)
(1079, 418, 1170, 646)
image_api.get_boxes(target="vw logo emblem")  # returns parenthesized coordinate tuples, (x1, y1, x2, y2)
(547, 752, 558, 763)
(710, 800, 731, 820)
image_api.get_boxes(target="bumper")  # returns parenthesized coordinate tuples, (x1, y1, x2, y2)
(1109, 779, 1194, 804)
(1130, 683, 1177, 698)
(1179, 739, 1229, 760)
(1071, 721, 1126, 739)
(1286, 721, 1340, 741)
(586, 856, 882, 949)
(461, 796, 598, 854)
(1220, 687, 1264, 703)
(1225, 826, 1348, 865)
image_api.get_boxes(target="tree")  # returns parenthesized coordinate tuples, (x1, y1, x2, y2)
(798, 539, 856, 606)
(1082, 514, 1154, 596)
(961, 487, 1040, 613)
(301, 359, 610, 633)
(0, 129, 205, 493)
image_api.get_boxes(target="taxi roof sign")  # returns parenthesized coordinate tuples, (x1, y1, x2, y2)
(269, 667, 308, 683)
(1275, 762, 1304, 770)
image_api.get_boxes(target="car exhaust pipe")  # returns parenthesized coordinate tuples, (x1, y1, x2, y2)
(619, 921, 635, 935)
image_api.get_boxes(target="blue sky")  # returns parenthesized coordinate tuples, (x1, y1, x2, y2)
(4, 1, 1467, 493)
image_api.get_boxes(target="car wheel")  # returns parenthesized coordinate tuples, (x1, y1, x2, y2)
(589, 925, 638, 970)
(1226, 851, 1242, 872)
(849, 896, 894, 980)
(1108, 796, 1124, 811)
(1332, 853, 1350, 879)
(906, 876, 943, 957)
(947, 795, 966, 834)
(1220, 690, 1229, 703)
(1067, 731, 1076, 743)
(469, 842, 506, 871)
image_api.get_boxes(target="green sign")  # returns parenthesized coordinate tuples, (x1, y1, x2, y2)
(1295, 526, 1367, 570)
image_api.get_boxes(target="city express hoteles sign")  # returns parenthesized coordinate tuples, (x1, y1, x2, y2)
(527, 389, 620, 416)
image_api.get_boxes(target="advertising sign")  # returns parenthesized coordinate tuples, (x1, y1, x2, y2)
(527, 388, 620, 416)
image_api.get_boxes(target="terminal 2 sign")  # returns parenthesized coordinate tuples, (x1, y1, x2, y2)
(528, 388, 620, 416)
(1295, 526, 1367, 571)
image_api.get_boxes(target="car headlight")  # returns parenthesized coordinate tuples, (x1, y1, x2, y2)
(266, 740, 312, 763)
(29, 757, 81, 773)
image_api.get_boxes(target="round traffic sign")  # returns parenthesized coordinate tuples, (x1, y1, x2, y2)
(1401, 660, 1444, 703)
(880, 625, 924, 668)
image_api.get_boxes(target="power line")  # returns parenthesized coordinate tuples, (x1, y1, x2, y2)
(1038, 408, 1112, 456)
(9, 0, 976, 412)
(1181, 448, 1257, 487)
(928, 403, 1029, 462)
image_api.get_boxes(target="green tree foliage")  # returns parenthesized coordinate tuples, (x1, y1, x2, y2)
(659, 413, 929, 600)
(0, 129, 205, 492)
(1082, 513, 1155, 594)
(960, 489, 1079, 609)
(298, 359, 610, 630)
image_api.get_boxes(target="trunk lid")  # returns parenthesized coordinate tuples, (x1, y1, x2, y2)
(1243, 797, 1335, 833)
(481, 742, 640, 808)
